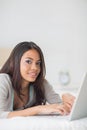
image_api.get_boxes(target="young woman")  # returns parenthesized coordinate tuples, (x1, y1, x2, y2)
(0, 41, 75, 118)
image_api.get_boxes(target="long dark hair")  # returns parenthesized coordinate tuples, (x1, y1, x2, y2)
(0, 41, 46, 105)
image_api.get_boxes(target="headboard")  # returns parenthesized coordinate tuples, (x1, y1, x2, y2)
(0, 48, 12, 67)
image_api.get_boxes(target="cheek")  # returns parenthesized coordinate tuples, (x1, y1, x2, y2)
(20, 63, 28, 75)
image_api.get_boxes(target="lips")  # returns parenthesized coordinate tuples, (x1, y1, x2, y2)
(28, 72, 38, 78)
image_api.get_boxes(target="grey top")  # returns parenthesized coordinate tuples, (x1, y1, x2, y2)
(0, 73, 62, 118)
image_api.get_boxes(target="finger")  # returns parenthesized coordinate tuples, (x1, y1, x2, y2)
(57, 106, 68, 115)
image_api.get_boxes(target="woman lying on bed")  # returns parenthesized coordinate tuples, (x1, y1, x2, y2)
(0, 41, 75, 118)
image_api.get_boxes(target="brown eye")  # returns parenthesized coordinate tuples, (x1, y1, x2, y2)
(36, 61, 41, 66)
(25, 59, 32, 64)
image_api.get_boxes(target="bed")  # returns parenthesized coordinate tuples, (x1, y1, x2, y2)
(0, 115, 87, 130)
(0, 85, 86, 130)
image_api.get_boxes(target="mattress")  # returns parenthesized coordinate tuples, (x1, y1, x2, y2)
(0, 115, 87, 130)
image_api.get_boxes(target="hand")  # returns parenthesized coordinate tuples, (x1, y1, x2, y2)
(62, 93, 75, 114)
(38, 104, 68, 115)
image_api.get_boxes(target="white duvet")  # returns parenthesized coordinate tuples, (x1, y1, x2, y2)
(0, 115, 87, 130)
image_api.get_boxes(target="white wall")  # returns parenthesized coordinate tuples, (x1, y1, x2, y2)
(0, 0, 87, 88)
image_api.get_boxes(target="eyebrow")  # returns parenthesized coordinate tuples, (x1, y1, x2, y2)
(25, 57, 41, 61)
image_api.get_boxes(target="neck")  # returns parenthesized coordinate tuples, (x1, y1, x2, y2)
(21, 85, 29, 94)
(21, 80, 30, 89)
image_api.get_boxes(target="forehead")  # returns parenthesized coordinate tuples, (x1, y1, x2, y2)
(22, 49, 40, 60)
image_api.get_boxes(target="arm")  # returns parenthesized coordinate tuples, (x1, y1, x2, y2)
(0, 74, 14, 118)
(43, 79, 75, 114)
(43, 79, 62, 104)
(8, 104, 67, 118)
(8, 106, 40, 118)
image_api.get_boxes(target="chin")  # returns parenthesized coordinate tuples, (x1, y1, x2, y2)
(29, 78, 36, 82)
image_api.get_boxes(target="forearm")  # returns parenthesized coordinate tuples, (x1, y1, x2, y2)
(7, 103, 68, 118)
(7, 105, 41, 118)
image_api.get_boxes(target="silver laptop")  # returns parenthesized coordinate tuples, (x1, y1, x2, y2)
(69, 72, 87, 121)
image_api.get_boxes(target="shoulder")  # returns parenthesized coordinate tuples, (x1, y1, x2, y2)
(43, 79, 62, 103)
(0, 73, 11, 81)
(0, 73, 12, 91)
(43, 79, 54, 91)
(0, 74, 13, 118)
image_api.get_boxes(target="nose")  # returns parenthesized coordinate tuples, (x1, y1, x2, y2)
(31, 63, 38, 70)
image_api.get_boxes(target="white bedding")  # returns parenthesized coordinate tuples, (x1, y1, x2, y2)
(0, 115, 87, 130)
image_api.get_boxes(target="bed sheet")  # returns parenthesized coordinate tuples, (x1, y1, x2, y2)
(0, 115, 87, 130)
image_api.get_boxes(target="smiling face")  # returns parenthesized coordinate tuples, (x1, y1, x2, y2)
(20, 49, 41, 87)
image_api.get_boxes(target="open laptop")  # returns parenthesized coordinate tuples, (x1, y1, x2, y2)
(69, 72, 87, 121)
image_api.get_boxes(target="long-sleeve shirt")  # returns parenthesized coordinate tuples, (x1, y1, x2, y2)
(0, 73, 62, 118)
